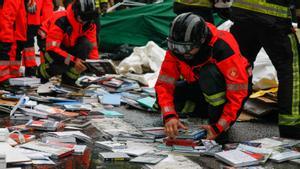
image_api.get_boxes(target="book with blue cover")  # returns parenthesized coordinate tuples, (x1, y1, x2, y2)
(137, 97, 156, 109)
(101, 94, 121, 106)
(99, 109, 124, 118)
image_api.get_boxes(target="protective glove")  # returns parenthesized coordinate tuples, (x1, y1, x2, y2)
(27, 0, 37, 14)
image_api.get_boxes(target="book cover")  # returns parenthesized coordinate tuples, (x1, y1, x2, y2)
(25, 119, 60, 131)
(215, 150, 262, 167)
(99, 152, 130, 161)
(130, 153, 168, 164)
(84, 59, 117, 76)
(20, 141, 74, 159)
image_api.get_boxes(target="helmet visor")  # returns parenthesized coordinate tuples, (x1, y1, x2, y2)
(167, 37, 195, 55)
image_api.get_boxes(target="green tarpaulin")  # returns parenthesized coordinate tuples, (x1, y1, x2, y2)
(100, 1, 224, 51)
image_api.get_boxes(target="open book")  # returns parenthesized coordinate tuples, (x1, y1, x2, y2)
(84, 59, 117, 76)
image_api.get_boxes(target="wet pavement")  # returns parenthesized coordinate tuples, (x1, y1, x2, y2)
(1, 106, 300, 169)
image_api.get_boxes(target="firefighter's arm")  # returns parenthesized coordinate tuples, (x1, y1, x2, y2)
(155, 51, 185, 138)
(46, 23, 77, 65)
(155, 51, 181, 122)
(83, 23, 99, 60)
(213, 54, 250, 136)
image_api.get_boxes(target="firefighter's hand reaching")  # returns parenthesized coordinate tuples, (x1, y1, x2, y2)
(164, 118, 188, 139)
(200, 125, 218, 140)
(74, 58, 87, 73)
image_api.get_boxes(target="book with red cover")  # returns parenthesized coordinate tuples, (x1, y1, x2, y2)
(9, 133, 36, 144)
(164, 138, 199, 147)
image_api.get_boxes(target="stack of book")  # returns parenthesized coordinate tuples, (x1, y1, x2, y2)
(9, 77, 41, 86)
(25, 119, 61, 131)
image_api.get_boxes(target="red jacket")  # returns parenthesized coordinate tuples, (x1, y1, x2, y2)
(155, 23, 250, 134)
(0, 0, 27, 42)
(28, 0, 54, 25)
(44, 5, 98, 65)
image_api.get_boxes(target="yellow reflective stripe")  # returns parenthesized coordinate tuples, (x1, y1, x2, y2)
(232, 0, 291, 18)
(44, 52, 53, 63)
(175, 0, 213, 7)
(0, 61, 21, 66)
(181, 100, 195, 113)
(46, 41, 60, 48)
(65, 67, 80, 79)
(157, 74, 176, 85)
(39, 64, 50, 78)
(95, 0, 100, 7)
(227, 83, 248, 91)
(203, 92, 226, 106)
(279, 114, 300, 126)
(289, 34, 300, 116)
(64, 54, 72, 65)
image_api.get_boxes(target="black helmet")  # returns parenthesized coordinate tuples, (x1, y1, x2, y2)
(73, 0, 98, 22)
(167, 12, 209, 55)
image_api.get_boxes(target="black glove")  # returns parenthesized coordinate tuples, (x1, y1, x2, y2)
(25, 66, 37, 77)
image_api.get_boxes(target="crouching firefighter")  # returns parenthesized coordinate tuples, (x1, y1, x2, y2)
(36, 0, 99, 85)
(155, 13, 252, 141)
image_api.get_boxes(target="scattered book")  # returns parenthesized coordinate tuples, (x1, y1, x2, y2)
(101, 94, 122, 106)
(84, 59, 117, 76)
(46, 131, 92, 143)
(270, 147, 300, 163)
(177, 129, 207, 140)
(130, 153, 168, 164)
(25, 119, 61, 131)
(164, 138, 198, 147)
(20, 108, 48, 119)
(137, 97, 156, 110)
(9, 133, 36, 144)
(99, 152, 130, 161)
(99, 109, 124, 118)
(20, 141, 74, 159)
(95, 141, 127, 150)
(9, 77, 41, 86)
(215, 149, 263, 167)
(102, 78, 124, 88)
(116, 133, 155, 143)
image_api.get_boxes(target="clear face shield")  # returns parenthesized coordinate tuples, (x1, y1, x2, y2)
(167, 37, 199, 60)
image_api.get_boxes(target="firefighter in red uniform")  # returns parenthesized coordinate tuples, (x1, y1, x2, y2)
(0, 0, 30, 84)
(23, 0, 54, 76)
(155, 13, 251, 140)
(36, 0, 99, 85)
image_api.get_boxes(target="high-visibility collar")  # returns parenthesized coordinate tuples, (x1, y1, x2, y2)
(174, 0, 213, 8)
(232, 0, 291, 19)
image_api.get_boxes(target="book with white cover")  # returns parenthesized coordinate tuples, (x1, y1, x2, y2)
(9, 77, 40, 86)
(0, 142, 31, 163)
(215, 149, 262, 167)
(95, 141, 127, 150)
(270, 147, 300, 163)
